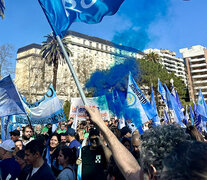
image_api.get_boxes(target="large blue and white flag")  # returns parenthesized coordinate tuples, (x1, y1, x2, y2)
(0, 75, 26, 117)
(38, 0, 124, 38)
(183, 105, 189, 125)
(190, 106, 194, 126)
(150, 85, 160, 126)
(171, 84, 176, 98)
(158, 79, 167, 104)
(175, 91, 184, 111)
(128, 73, 157, 120)
(15, 84, 66, 124)
(126, 73, 156, 129)
(1, 116, 10, 141)
(196, 89, 207, 118)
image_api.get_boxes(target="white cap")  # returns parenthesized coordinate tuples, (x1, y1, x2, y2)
(0, 140, 15, 152)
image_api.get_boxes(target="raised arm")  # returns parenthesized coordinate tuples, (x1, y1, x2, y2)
(85, 106, 140, 180)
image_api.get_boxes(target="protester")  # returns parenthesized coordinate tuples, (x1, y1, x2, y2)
(57, 123, 67, 134)
(57, 147, 77, 180)
(60, 133, 67, 143)
(161, 141, 207, 180)
(15, 150, 32, 180)
(66, 128, 81, 158)
(21, 125, 34, 146)
(15, 139, 24, 151)
(131, 133, 141, 162)
(9, 129, 20, 141)
(0, 139, 21, 180)
(34, 124, 42, 137)
(47, 133, 62, 177)
(25, 139, 55, 180)
(186, 125, 205, 142)
(81, 128, 108, 180)
(121, 137, 131, 151)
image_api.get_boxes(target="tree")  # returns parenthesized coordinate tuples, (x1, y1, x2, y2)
(0, 0, 5, 19)
(40, 34, 72, 90)
(0, 44, 15, 79)
(143, 52, 160, 63)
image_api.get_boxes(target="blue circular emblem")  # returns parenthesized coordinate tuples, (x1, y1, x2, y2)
(127, 92, 136, 106)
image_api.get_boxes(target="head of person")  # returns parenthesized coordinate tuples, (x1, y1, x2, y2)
(104, 120, 109, 127)
(140, 124, 190, 179)
(131, 133, 141, 160)
(161, 141, 207, 180)
(79, 121, 87, 129)
(60, 123, 66, 130)
(23, 125, 33, 140)
(65, 128, 76, 142)
(186, 125, 205, 142)
(121, 138, 131, 151)
(60, 133, 67, 143)
(50, 133, 61, 150)
(24, 140, 44, 165)
(35, 124, 42, 135)
(58, 147, 77, 167)
(15, 139, 23, 151)
(10, 130, 20, 141)
(15, 150, 26, 169)
(89, 128, 100, 150)
(0, 140, 15, 160)
(120, 126, 132, 138)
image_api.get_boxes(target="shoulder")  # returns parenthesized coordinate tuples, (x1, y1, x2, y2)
(57, 167, 74, 180)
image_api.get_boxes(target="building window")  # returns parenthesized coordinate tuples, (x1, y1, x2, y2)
(96, 43, 99, 49)
(90, 41, 92, 47)
(83, 40, 86, 45)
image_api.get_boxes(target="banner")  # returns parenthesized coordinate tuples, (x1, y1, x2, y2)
(15, 84, 66, 124)
(69, 95, 110, 121)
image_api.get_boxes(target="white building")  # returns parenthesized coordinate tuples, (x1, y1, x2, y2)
(15, 31, 144, 102)
(180, 45, 207, 101)
(144, 48, 187, 85)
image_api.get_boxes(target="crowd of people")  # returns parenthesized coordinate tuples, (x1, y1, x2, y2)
(0, 106, 207, 180)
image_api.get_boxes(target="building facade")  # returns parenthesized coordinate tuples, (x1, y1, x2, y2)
(144, 48, 187, 85)
(180, 45, 207, 101)
(15, 31, 144, 102)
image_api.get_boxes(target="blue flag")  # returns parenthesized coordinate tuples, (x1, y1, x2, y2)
(158, 79, 167, 104)
(38, 0, 124, 38)
(128, 73, 157, 120)
(196, 89, 207, 118)
(164, 84, 184, 124)
(0, 75, 26, 117)
(150, 85, 160, 126)
(190, 106, 194, 126)
(175, 91, 184, 111)
(184, 106, 189, 125)
(164, 109, 170, 123)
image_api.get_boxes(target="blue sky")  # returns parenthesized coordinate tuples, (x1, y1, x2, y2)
(0, 0, 207, 75)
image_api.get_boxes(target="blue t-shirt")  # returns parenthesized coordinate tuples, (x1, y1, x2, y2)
(68, 139, 81, 157)
(0, 158, 21, 180)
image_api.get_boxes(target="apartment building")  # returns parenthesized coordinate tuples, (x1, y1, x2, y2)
(15, 31, 144, 102)
(144, 48, 187, 85)
(180, 45, 207, 101)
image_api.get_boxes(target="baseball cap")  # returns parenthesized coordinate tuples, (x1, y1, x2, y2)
(9, 130, 20, 136)
(65, 128, 76, 136)
(0, 140, 15, 152)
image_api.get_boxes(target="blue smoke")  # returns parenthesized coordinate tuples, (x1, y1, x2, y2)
(113, 0, 170, 50)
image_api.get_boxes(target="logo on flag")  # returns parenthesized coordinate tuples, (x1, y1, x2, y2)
(127, 92, 136, 106)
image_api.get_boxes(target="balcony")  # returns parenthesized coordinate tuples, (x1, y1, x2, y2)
(190, 57, 205, 62)
(192, 74, 207, 79)
(194, 86, 207, 90)
(191, 69, 207, 73)
(193, 80, 207, 84)
(191, 63, 206, 68)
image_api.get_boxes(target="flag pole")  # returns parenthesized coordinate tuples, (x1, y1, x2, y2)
(56, 35, 88, 105)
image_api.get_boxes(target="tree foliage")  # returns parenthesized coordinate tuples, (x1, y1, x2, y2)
(40, 34, 72, 90)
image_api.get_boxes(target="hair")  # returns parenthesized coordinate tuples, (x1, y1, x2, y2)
(16, 150, 25, 159)
(14, 139, 23, 144)
(161, 141, 207, 180)
(50, 133, 61, 144)
(89, 128, 100, 138)
(60, 147, 77, 165)
(121, 137, 131, 146)
(140, 124, 190, 177)
(186, 125, 205, 142)
(25, 139, 45, 155)
(23, 125, 33, 133)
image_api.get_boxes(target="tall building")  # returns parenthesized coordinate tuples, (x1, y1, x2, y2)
(15, 31, 144, 102)
(144, 48, 187, 85)
(180, 45, 207, 101)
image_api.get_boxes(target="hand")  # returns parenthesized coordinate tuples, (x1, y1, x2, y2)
(84, 106, 104, 126)
(76, 158, 82, 165)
